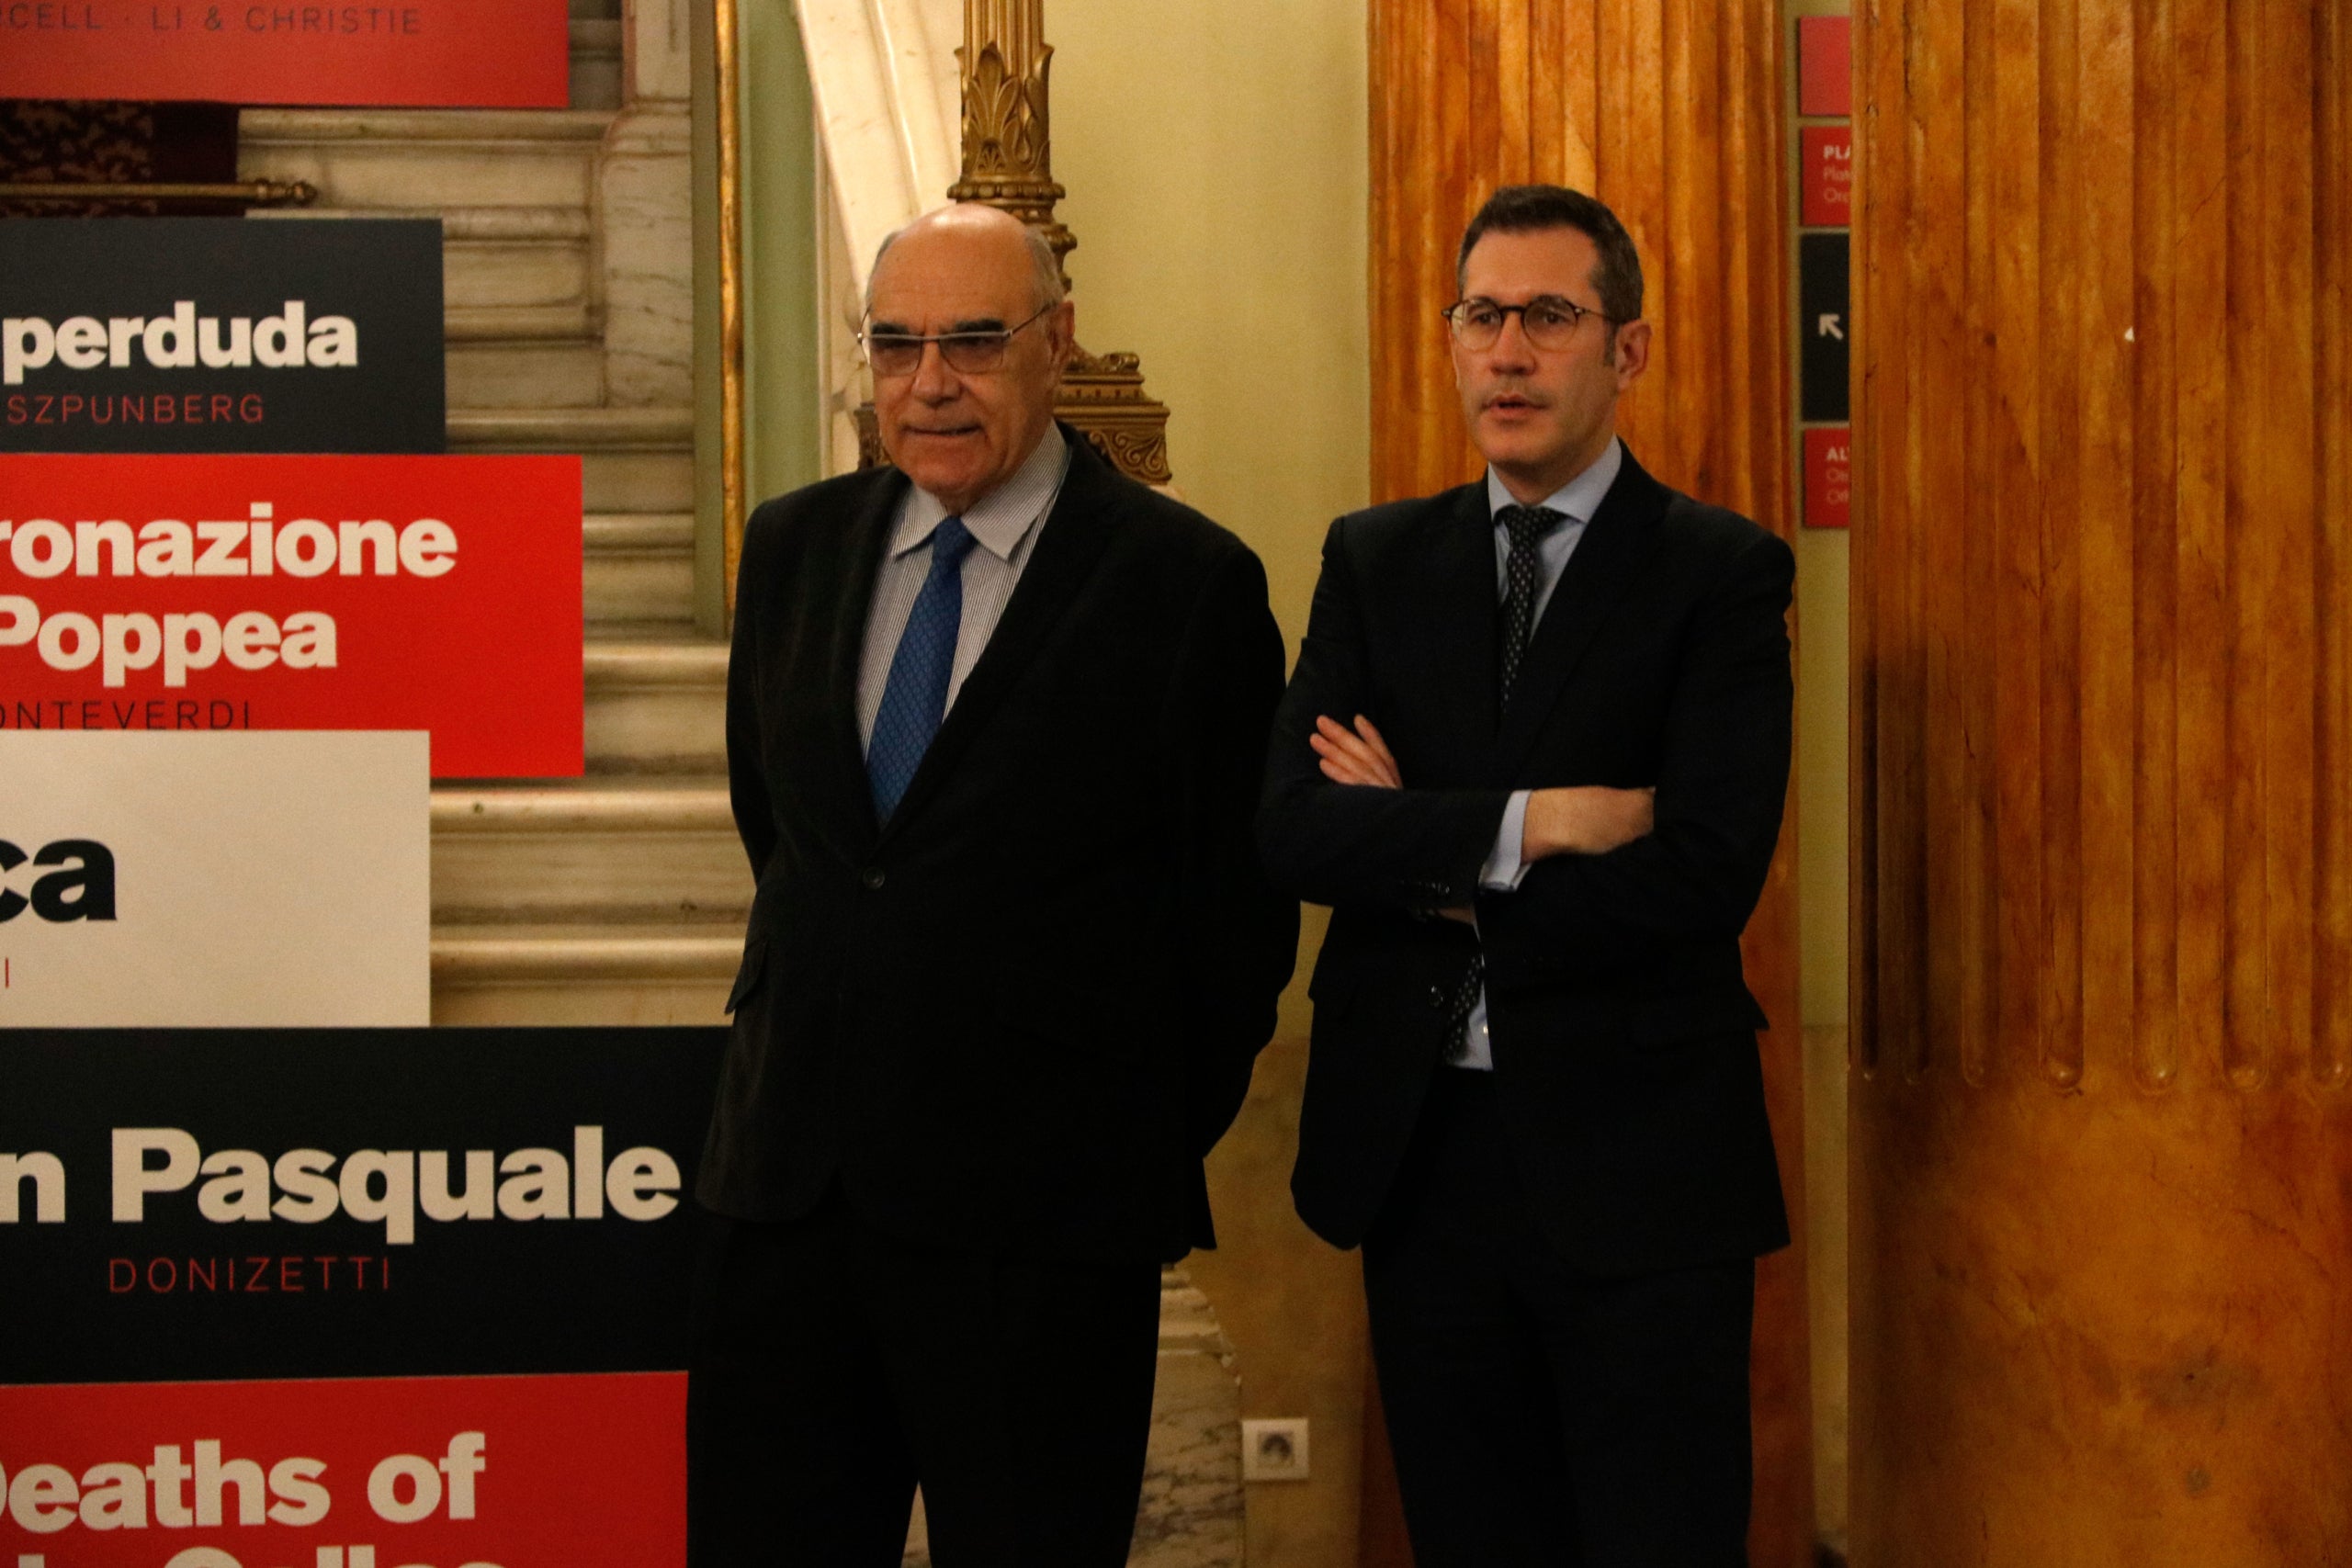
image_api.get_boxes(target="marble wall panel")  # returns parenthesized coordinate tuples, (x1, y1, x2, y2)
(628, 0, 695, 103)
(602, 107, 695, 407)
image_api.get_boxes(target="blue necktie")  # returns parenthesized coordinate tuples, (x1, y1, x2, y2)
(866, 516, 978, 821)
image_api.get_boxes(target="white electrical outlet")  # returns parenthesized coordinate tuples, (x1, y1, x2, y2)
(1241, 1416, 1310, 1482)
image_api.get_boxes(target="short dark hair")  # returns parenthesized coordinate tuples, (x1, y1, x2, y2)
(1455, 185, 1643, 323)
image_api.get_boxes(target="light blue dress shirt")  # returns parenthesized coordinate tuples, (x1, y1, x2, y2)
(1452, 436, 1623, 1070)
(856, 427, 1070, 748)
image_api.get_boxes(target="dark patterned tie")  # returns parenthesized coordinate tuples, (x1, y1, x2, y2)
(1445, 503, 1566, 1059)
(866, 516, 978, 821)
(1497, 503, 1565, 703)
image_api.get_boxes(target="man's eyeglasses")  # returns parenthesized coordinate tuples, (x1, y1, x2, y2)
(1442, 295, 1621, 352)
(859, 300, 1057, 378)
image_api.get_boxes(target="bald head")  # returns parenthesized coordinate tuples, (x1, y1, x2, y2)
(862, 202, 1077, 514)
(866, 204, 1065, 315)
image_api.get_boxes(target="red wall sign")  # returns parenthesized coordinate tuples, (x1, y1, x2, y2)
(0, 1373, 683, 1568)
(1798, 16, 1852, 118)
(1801, 124, 1855, 228)
(1804, 426, 1851, 529)
(0, 454, 582, 776)
(0, 3, 569, 109)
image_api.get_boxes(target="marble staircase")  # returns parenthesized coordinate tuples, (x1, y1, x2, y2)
(239, 2, 736, 1025)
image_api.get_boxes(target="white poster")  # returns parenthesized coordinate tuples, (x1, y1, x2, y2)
(0, 730, 428, 1025)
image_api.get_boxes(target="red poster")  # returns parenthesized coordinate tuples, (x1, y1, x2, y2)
(0, 454, 582, 777)
(0, 1373, 683, 1568)
(1798, 16, 1852, 118)
(1801, 125, 1854, 228)
(0, 3, 568, 109)
(1804, 426, 1851, 529)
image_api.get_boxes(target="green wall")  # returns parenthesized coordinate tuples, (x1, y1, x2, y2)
(737, 1, 822, 510)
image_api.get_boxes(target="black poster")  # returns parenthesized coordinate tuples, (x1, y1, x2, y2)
(1801, 231, 1851, 424)
(0, 218, 446, 455)
(0, 1027, 723, 1384)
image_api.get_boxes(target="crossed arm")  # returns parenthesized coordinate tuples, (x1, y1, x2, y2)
(1307, 713, 1656, 919)
(1259, 513, 1793, 980)
(1256, 517, 1667, 914)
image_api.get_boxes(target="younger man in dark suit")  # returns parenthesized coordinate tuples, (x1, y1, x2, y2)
(1259, 186, 1795, 1566)
(693, 202, 1296, 1567)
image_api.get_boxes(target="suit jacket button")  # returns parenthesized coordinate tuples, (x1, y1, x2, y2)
(1426, 986, 1445, 1010)
(861, 866, 886, 890)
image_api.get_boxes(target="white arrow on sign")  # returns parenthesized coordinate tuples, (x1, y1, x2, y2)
(1818, 313, 1846, 339)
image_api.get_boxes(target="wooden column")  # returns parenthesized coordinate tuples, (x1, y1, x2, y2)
(1850, 0, 2352, 1558)
(1368, 5, 1812, 1564)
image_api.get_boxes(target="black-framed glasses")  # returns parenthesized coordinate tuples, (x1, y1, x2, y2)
(859, 300, 1057, 378)
(1442, 295, 1620, 352)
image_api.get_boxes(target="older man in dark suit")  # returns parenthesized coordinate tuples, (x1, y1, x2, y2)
(692, 202, 1295, 1568)
(1260, 185, 1795, 1566)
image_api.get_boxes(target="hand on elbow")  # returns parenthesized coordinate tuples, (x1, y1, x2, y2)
(1310, 714, 1403, 788)
(1522, 785, 1655, 861)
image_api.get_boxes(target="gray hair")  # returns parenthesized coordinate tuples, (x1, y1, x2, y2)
(865, 209, 1067, 315)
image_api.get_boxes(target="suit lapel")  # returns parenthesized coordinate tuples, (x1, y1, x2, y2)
(1409, 483, 1503, 773)
(876, 429, 1117, 840)
(820, 469, 906, 849)
(1492, 450, 1670, 774)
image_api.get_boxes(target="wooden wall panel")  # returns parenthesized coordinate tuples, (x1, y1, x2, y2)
(1367, 6, 1810, 1565)
(1374, 1, 1794, 527)
(1851, 0, 2352, 1560)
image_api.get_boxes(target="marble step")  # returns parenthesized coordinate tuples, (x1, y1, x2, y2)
(448, 406, 694, 514)
(447, 338, 605, 409)
(447, 303, 595, 341)
(443, 304, 605, 408)
(448, 407, 694, 446)
(430, 921, 737, 1027)
(259, 209, 595, 318)
(432, 779, 746, 924)
(438, 209, 595, 318)
(586, 512, 695, 627)
(241, 108, 614, 213)
(273, 207, 594, 244)
(585, 637, 727, 773)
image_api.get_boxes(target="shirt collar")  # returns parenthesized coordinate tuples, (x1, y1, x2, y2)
(894, 424, 1070, 563)
(1485, 436, 1623, 526)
